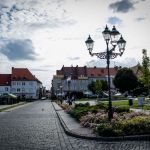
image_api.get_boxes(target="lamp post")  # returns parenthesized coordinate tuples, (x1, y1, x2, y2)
(85, 25, 126, 122)
(67, 75, 71, 100)
(59, 85, 63, 104)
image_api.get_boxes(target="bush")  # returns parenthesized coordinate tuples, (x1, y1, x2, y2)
(114, 106, 130, 113)
(96, 102, 108, 109)
(112, 95, 126, 100)
(96, 116, 150, 136)
(121, 116, 150, 135)
(75, 102, 90, 108)
(69, 107, 90, 120)
(97, 123, 123, 137)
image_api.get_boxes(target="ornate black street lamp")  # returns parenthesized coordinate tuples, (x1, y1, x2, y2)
(85, 25, 126, 122)
(67, 75, 71, 99)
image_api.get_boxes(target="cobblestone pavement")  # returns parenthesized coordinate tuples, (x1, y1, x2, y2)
(0, 100, 149, 150)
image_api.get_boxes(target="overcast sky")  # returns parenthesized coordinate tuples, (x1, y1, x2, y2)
(0, 0, 150, 89)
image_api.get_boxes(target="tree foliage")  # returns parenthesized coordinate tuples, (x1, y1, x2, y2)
(113, 68, 138, 93)
(101, 80, 108, 91)
(88, 80, 102, 94)
(140, 49, 150, 86)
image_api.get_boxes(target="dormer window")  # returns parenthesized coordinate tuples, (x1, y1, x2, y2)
(22, 82, 25, 85)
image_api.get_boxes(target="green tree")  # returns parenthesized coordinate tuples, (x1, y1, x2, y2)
(101, 80, 108, 91)
(95, 80, 102, 94)
(113, 68, 138, 93)
(139, 49, 150, 96)
(88, 80, 102, 94)
(88, 81, 95, 93)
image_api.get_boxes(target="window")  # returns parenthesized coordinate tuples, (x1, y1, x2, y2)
(12, 82, 16, 85)
(17, 88, 20, 92)
(5, 87, 9, 91)
(17, 82, 21, 85)
(22, 88, 25, 92)
(22, 82, 25, 85)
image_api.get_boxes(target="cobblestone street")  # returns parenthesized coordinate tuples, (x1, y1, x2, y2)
(0, 100, 149, 150)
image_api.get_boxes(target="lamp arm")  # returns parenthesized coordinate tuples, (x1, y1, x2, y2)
(89, 50, 122, 59)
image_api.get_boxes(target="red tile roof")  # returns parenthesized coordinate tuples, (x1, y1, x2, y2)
(57, 66, 87, 79)
(11, 67, 38, 81)
(87, 67, 118, 77)
(0, 74, 11, 86)
(56, 66, 118, 78)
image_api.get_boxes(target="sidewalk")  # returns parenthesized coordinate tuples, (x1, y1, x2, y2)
(0, 102, 27, 112)
(52, 102, 150, 141)
(52, 102, 96, 138)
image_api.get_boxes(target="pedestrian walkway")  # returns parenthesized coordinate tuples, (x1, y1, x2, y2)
(0, 102, 27, 112)
(52, 102, 95, 137)
(52, 102, 150, 141)
(0, 105, 11, 109)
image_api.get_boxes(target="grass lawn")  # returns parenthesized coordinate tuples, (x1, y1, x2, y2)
(102, 99, 150, 110)
(76, 98, 150, 110)
(76, 98, 96, 101)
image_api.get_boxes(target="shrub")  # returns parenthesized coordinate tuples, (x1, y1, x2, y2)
(75, 102, 90, 108)
(96, 116, 150, 136)
(121, 116, 150, 135)
(97, 123, 123, 137)
(114, 106, 130, 113)
(96, 102, 108, 109)
(68, 107, 90, 120)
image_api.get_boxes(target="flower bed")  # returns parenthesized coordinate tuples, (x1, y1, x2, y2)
(66, 102, 150, 137)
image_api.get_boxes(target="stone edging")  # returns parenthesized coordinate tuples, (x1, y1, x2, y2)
(52, 102, 150, 141)
(0, 102, 28, 112)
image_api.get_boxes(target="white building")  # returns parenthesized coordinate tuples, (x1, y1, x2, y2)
(0, 68, 42, 100)
(0, 74, 11, 95)
(11, 67, 42, 99)
(52, 66, 118, 94)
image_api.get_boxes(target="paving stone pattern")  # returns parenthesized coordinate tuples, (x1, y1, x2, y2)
(0, 100, 149, 150)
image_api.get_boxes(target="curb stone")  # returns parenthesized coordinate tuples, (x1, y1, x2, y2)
(52, 102, 150, 141)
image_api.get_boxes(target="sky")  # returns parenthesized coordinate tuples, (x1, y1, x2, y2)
(0, 0, 150, 89)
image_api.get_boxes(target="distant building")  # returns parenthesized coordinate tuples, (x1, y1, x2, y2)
(0, 67, 42, 99)
(52, 65, 119, 94)
(0, 74, 11, 95)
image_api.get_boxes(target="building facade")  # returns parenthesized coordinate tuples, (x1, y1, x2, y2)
(0, 67, 42, 99)
(52, 65, 119, 95)
(0, 74, 11, 95)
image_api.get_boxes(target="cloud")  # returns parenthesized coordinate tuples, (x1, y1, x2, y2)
(0, 0, 77, 37)
(109, 0, 134, 13)
(67, 57, 80, 60)
(136, 17, 145, 21)
(108, 17, 122, 25)
(30, 68, 49, 72)
(86, 58, 138, 68)
(0, 39, 37, 61)
(29, 19, 76, 29)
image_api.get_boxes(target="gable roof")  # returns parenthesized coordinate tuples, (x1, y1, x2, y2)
(56, 66, 118, 78)
(131, 64, 143, 77)
(87, 67, 118, 77)
(11, 67, 38, 81)
(0, 74, 11, 86)
(57, 66, 87, 79)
